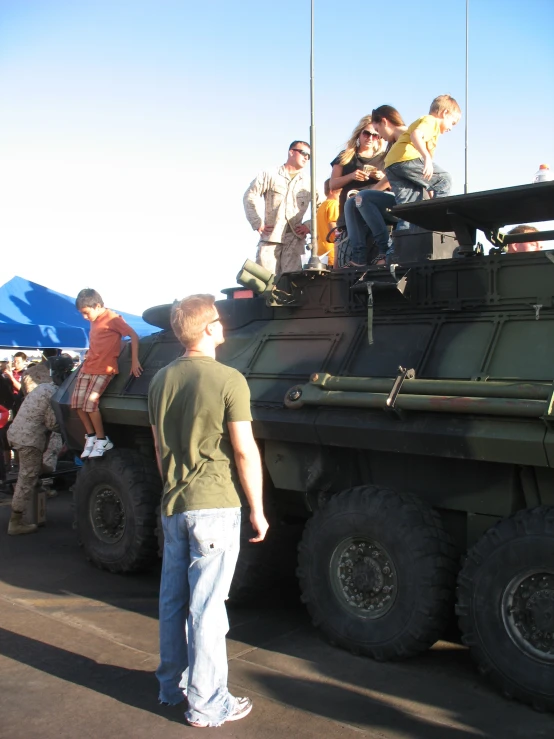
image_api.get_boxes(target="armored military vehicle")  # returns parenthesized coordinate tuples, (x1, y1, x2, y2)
(53, 181, 554, 711)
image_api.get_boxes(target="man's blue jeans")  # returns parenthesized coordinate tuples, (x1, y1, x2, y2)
(344, 190, 396, 262)
(156, 507, 241, 726)
(385, 159, 452, 230)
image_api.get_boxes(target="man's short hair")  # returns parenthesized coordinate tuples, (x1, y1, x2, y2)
(171, 294, 216, 348)
(324, 178, 331, 198)
(429, 95, 461, 117)
(75, 288, 104, 311)
(14, 351, 27, 361)
(507, 225, 539, 235)
(289, 140, 310, 151)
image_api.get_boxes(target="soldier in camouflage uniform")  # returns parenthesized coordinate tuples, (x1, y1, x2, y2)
(6, 356, 73, 535)
(20, 352, 64, 474)
(244, 141, 319, 277)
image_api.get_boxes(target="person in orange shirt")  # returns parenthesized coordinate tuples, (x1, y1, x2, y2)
(316, 179, 341, 266)
(72, 288, 143, 459)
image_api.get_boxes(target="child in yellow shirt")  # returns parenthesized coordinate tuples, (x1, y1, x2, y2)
(384, 95, 461, 228)
(316, 179, 341, 266)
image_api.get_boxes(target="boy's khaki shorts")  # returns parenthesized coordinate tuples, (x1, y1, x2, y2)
(71, 373, 112, 413)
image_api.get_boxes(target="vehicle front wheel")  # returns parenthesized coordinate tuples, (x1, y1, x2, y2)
(74, 449, 160, 573)
(456, 506, 554, 711)
(297, 485, 457, 661)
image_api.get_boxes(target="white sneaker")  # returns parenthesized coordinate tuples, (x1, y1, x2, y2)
(187, 697, 253, 728)
(88, 437, 114, 458)
(81, 435, 97, 459)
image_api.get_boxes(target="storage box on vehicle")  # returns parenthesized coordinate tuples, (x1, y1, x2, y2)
(392, 225, 458, 262)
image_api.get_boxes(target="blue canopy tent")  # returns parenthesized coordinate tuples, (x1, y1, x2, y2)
(0, 276, 158, 349)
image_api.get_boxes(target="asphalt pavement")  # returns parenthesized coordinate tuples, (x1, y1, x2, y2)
(0, 489, 553, 739)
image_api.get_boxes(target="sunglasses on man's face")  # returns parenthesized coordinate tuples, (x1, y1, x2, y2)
(362, 130, 380, 138)
(291, 149, 311, 159)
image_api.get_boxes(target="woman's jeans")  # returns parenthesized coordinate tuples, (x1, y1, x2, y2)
(156, 507, 241, 726)
(344, 190, 396, 262)
(385, 159, 452, 230)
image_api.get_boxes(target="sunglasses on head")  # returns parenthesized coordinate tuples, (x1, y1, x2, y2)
(362, 130, 380, 138)
(292, 148, 311, 159)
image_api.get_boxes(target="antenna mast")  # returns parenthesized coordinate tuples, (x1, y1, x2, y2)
(309, 0, 318, 251)
(464, 0, 469, 193)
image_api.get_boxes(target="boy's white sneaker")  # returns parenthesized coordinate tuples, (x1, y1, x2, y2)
(88, 437, 114, 458)
(81, 435, 97, 459)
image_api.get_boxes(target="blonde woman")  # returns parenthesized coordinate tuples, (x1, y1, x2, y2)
(340, 105, 407, 266)
(329, 115, 388, 229)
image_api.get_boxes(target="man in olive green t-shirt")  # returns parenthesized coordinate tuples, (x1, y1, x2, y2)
(148, 293, 268, 729)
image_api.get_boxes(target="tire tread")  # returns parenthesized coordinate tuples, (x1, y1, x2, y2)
(456, 505, 554, 712)
(74, 448, 160, 573)
(297, 485, 458, 661)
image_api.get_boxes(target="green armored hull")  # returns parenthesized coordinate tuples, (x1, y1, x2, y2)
(53, 182, 554, 711)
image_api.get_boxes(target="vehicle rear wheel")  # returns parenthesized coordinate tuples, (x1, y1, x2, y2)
(456, 506, 554, 711)
(74, 449, 160, 573)
(297, 485, 457, 660)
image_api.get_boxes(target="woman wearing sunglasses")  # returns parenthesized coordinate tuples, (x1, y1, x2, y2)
(329, 115, 388, 232)
(331, 109, 406, 266)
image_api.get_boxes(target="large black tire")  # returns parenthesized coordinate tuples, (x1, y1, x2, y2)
(297, 486, 457, 660)
(456, 506, 554, 712)
(74, 449, 160, 573)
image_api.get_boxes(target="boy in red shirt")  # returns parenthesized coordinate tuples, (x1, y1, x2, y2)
(72, 288, 143, 459)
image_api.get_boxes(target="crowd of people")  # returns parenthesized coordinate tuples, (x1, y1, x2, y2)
(154, 120, 548, 725)
(0, 286, 141, 536)
(243, 95, 544, 275)
(1, 289, 271, 727)
(1, 113, 547, 726)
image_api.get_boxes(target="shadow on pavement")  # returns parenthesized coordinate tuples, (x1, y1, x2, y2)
(2, 493, 553, 738)
(0, 626, 185, 724)
(255, 672, 483, 739)
(0, 493, 162, 612)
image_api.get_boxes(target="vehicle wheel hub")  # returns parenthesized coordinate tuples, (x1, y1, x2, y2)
(330, 537, 397, 619)
(90, 486, 125, 544)
(503, 570, 554, 662)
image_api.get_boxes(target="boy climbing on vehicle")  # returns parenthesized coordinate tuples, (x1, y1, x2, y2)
(72, 288, 142, 459)
(384, 94, 461, 227)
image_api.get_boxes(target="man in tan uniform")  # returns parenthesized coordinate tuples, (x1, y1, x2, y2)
(243, 141, 318, 276)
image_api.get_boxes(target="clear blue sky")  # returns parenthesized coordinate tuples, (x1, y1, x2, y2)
(1, 0, 553, 315)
